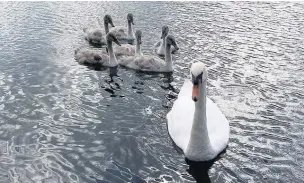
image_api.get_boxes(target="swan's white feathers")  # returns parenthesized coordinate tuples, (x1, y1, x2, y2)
(190, 62, 206, 77)
(167, 79, 230, 161)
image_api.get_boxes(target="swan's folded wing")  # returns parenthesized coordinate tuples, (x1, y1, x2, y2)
(167, 80, 194, 152)
(178, 80, 192, 98)
(206, 98, 230, 153)
(167, 94, 194, 152)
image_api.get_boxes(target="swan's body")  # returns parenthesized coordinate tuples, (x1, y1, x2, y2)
(167, 62, 229, 161)
(75, 33, 121, 67)
(109, 13, 135, 42)
(119, 34, 179, 72)
(113, 30, 143, 58)
(83, 15, 115, 46)
(155, 25, 178, 56)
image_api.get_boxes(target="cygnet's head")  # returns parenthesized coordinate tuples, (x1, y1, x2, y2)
(127, 13, 134, 25)
(106, 32, 121, 46)
(161, 25, 169, 39)
(135, 30, 142, 44)
(190, 62, 208, 102)
(166, 35, 179, 50)
(104, 14, 115, 27)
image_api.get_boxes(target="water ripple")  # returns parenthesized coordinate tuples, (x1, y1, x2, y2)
(0, 1, 303, 183)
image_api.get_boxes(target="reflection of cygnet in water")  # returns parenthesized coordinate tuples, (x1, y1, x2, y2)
(109, 66, 122, 82)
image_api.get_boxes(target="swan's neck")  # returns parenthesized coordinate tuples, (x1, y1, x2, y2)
(104, 22, 109, 34)
(135, 42, 142, 56)
(185, 81, 214, 160)
(127, 22, 134, 38)
(107, 40, 117, 66)
(165, 44, 173, 71)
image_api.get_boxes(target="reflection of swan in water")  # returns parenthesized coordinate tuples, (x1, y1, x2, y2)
(185, 149, 227, 183)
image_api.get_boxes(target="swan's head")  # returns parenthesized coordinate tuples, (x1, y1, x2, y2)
(104, 14, 115, 27)
(166, 35, 179, 51)
(106, 32, 121, 46)
(135, 30, 142, 44)
(127, 13, 134, 25)
(161, 25, 169, 39)
(190, 62, 207, 102)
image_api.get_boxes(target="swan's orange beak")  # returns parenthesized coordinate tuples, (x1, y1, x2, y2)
(192, 85, 200, 102)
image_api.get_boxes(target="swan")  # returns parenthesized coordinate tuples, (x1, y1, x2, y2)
(113, 30, 143, 58)
(119, 34, 179, 72)
(75, 32, 121, 67)
(155, 25, 178, 56)
(109, 13, 135, 42)
(166, 62, 230, 161)
(83, 14, 115, 46)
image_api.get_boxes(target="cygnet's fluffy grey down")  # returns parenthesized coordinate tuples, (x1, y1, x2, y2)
(75, 32, 121, 67)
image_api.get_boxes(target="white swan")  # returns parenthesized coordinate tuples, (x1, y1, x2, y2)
(109, 13, 135, 42)
(167, 62, 230, 161)
(119, 34, 179, 72)
(75, 32, 121, 67)
(83, 14, 115, 46)
(113, 30, 143, 58)
(155, 25, 178, 56)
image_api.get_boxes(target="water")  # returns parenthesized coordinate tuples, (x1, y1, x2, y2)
(0, 1, 303, 183)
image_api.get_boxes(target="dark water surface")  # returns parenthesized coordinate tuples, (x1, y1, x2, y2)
(0, 1, 304, 183)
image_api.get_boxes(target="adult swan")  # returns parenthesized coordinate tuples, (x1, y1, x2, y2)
(167, 62, 229, 161)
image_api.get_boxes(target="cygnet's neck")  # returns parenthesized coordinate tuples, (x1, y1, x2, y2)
(165, 43, 173, 71)
(107, 40, 118, 66)
(127, 22, 134, 39)
(160, 37, 166, 51)
(135, 41, 142, 56)
(104, 22, 110, 34)
(185, 80, 214, 161)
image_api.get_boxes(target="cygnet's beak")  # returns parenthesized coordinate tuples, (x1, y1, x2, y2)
(161, 33, 165, 39)
(110, 34, 121, 46)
